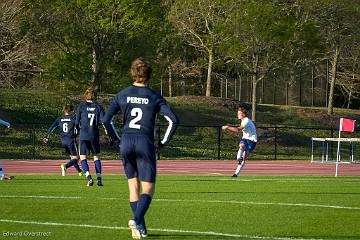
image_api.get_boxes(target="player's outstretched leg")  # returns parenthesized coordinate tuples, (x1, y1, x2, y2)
(94, 159, 103, 186)
(233, 159, 245, 177)
(61, 159, 82, 177)
(233, 148, 244, 177)
(61, 159, 75, 176)
(81, 159, 93, 186)
(73, 160, 83, 176)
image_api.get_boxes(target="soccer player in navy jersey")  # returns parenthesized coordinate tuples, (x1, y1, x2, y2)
(43, 104, 82, 176)
(103, 58, 178, 239)
(0, 119, 14, 180)
(76, 87, 105, 187)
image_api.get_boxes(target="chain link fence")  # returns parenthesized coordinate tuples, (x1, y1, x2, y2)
(1, 123, 360, 161)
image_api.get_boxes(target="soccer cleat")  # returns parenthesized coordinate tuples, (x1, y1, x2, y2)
(232, 174, 238, 177)
(60, 164, 66, 176)
(78, 172, 83, 177)
(97, 179, 103, 187)
(140, 220, 148, 238)
(128, 220, 141, 239)
(140, 227, 148, 238)
(87, 178, 94, 187)
(1, 175, 14, 180)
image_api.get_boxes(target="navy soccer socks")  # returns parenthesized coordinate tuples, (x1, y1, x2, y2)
(65, 159, 82, 173)
(81, 160, 90, 175)
(94, 160, 103, 186)
(94, 160, 102, 178)
(130, 201, 138, 215)
(134, 194, 152, 228)
(65, 159, 76, 169)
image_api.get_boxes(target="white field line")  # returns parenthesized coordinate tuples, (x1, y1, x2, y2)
(218, 178, 360, 182)
(0, 219, 323, 240)
(1, 195, 359, 210)
(154, 199, 360, 210)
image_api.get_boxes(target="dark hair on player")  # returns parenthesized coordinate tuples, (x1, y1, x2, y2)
(130, 57, 152, 84)
(238, 107, 247, 116)
(84, 87, 97, 101)
(63, 104, 74, 114)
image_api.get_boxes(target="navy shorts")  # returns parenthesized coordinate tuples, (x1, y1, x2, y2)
(120, 134, 156, 183)
(79, 139, 101, 155)
(239, 139, 257, 152)
(62, 140, 78, 156)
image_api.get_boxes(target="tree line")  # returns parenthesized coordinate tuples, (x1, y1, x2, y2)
(1, 0, 359, 120)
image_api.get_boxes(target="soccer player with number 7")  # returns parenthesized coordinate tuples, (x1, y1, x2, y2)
(103, 58, 178, 239)
(43, 104, 82, 177)
(75, 87, 106, 187)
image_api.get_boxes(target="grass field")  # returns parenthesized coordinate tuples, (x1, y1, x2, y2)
(1, 174, 360, 240)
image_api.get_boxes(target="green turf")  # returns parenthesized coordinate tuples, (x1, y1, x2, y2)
(1, 175, 360, 240)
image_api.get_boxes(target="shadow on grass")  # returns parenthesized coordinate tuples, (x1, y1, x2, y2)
(147, 233, 235, 239)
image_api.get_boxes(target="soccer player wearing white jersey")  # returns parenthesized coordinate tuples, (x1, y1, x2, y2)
(0, 119, 14, 180)
(222, 107, 257, 177)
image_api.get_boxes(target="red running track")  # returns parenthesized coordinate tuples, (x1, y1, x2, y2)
(2, 160, 360, 176)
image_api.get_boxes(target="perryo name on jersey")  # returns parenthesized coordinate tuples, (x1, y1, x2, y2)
(127, 97, 149, 104)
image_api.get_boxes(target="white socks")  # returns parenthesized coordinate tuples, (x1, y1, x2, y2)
(235, 161, 245, 175)
(237, 149, 244, 160)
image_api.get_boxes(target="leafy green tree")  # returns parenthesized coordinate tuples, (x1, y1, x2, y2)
(168, 0, 234, 97)
(304, 0, 360, 114)
(337, 42, 360, 108)
(225, 0, 284, 121)
(24, 0, 166, 91)
(277, 0, 323, 105)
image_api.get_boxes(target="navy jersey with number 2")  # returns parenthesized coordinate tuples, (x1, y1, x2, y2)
(103, 85, 178, 182)
(104, 85, 178, 144)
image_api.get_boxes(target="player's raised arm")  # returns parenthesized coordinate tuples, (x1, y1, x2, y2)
(159, 100, 179, 146)
(102, 98, 121, 142)
(222, 124, 241, 132)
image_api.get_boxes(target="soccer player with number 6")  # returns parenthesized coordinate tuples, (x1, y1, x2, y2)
(103, 58, 178, 239)
(43, 104, 82, 177)
(75, 87, 106, 187)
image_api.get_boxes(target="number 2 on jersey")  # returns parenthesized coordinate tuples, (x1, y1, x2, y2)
(129, 108, 142, 129)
